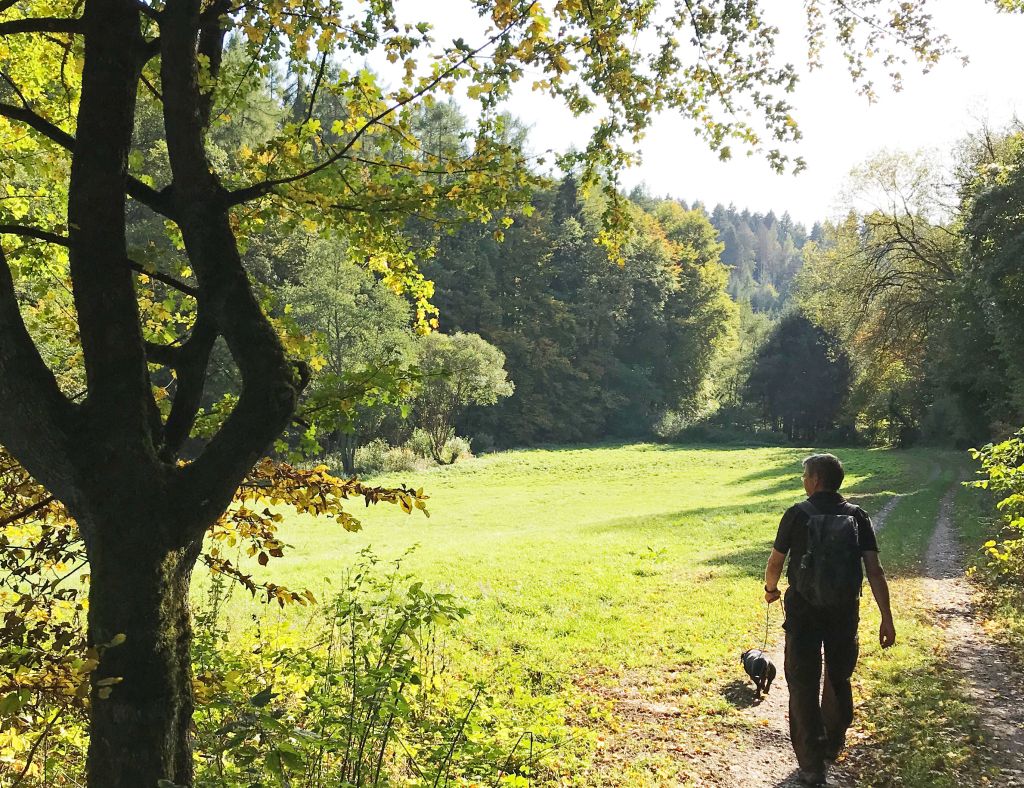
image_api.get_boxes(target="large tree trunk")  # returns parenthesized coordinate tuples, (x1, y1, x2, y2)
(1, 0, 307, 782)
(86, 524, 202, 787)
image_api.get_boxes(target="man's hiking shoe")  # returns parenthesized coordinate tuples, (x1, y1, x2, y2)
(797, 769, 827, 786)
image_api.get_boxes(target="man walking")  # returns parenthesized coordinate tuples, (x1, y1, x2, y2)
(763, 453, 896, 786)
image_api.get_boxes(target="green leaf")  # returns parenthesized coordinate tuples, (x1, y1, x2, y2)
(0, 689, 30, 716)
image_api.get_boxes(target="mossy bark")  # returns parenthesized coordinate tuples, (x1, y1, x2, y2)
(86, 529, 202, 787)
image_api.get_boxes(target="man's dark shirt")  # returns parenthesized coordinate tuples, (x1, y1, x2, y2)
(773, 491, 879, 584)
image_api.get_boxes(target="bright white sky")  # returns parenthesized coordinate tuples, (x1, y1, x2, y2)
(411, 0, 1024, 227)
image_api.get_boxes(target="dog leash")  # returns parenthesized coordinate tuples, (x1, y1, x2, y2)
(762, 596, 786, 651)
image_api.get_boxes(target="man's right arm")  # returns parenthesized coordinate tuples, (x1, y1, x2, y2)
(864, 551, 896, 648)
(765, 507, 794, 604)
(764, 549, 785, 604)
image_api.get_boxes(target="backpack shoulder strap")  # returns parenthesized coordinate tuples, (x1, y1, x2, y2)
(797, 500, 820, 518)
(839, 501, 862, 545)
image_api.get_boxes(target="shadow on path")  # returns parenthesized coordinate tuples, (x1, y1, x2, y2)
(720, 678, 764, 709)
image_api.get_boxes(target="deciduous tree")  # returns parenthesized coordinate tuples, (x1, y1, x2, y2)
(415, 332, 513, 463)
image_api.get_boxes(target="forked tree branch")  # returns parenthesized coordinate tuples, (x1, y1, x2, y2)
(158, 0, 308, 531)
(159, 314, 217, 459)
(0, 101, 176, 218)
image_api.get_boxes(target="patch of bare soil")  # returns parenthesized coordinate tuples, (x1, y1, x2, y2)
(923, 484, 1024, 786)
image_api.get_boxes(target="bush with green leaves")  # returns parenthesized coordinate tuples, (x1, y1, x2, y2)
(410, 431, 472, 465)
(190, 551, 532, 787)
(969, 428, 1024, 582)
(351, 440, 421, 477)
(406, 429, 435, 461)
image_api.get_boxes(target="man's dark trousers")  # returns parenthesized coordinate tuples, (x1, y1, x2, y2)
(783, 588, 860, 775)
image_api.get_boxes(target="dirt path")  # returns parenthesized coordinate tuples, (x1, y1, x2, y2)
(720, 495, 905, 788)
(922, 483, 1024, 786)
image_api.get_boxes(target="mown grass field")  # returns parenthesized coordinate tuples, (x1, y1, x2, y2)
(200, 443, 989, 786)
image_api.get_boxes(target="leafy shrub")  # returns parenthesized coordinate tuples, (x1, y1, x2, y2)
(354, 439, 421, 476)
(440, 436, 473, 465)
(191, 550, 528, 786)
(406, 428, 434, 460)
(969, 428, 1024, 583)
(471, 432, 497, 454)
(652, 409, 692, 441)
(406, 430, 472, 465)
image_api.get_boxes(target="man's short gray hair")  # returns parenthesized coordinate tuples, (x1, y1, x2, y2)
(803, 453, 845, 491)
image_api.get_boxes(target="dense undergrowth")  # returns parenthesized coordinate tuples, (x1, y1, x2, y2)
(2, 551, 538, 786)
(956, 429, 1024, 668)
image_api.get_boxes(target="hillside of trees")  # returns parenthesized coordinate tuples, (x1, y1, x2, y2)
(708, 204, 816, 312)
(795, 142, 1024, 446)
(268, 122, 1024, 455)
(423, 179, 736, 447)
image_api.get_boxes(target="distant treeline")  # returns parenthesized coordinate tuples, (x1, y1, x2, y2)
(708, 203, 817, 312)
(416, 133, 1024, 450)
(171, 98, 1024, 455)
(425, 178, 736, 447)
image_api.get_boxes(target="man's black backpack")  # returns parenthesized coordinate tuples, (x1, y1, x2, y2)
(793, 500, 863, 608)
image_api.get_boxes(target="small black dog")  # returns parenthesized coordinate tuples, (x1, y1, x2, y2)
(740, 648, 777, 698)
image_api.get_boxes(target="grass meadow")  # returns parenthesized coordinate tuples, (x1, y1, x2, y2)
(198, 444, 989, 785)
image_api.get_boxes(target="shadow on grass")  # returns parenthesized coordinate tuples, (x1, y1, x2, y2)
(720, 677, 765, 709)
(840, 658, 990, 787)
(729, 463, 896, 507)
(576, 500, 786, 538)
(702, 545, 770, 579)
(500, 440, 809, 455)
(729, 459, 806, 486)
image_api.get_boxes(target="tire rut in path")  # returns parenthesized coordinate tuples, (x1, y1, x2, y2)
(721, 495, 905, 788)
(923, 482, 1024, 786)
